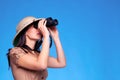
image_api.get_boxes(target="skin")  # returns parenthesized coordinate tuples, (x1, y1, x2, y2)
(16, 19, 66, 71)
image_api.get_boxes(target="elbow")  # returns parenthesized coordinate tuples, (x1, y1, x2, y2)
(60, 62, 66, 68)
(58, 60, 66, 68)
(62, 60, 66, 67)
(62, 63, 66, 67)
(35, 64, 47, 71)
(40, 64, 47, 70)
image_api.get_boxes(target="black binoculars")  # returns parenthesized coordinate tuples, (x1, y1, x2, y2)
(33, 17, 58, 28)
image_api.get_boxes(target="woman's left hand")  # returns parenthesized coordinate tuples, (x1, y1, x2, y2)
(48, 26, 59, 39)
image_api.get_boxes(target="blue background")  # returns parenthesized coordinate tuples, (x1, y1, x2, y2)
(0, 0, 120, 80)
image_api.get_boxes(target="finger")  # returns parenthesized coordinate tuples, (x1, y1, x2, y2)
(38, 19, 45, 28)
(43, 20, 47, 26)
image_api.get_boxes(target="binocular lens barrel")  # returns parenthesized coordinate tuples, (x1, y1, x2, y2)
(46, 17, 58, 27)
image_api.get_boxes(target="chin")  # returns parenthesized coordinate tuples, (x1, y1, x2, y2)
(32, 37, 40, 41)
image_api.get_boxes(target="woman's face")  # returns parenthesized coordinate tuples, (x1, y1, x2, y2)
(25, 25, 42, 41)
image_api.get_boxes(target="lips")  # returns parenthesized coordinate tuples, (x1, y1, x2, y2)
(37, 32, 40, 35)
(37, 32, 42, 35)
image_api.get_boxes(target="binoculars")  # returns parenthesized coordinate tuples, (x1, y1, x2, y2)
(33, 17, 58, 28)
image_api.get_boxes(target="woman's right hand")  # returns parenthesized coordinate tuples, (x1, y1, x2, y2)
(38, 19, 49, 38)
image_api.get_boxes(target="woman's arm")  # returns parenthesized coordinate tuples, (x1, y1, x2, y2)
(47, 27, 66, 68)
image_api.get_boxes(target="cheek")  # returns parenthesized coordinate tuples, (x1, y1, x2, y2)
(27, 29, 36, 36)
(26, 28, 41, 39)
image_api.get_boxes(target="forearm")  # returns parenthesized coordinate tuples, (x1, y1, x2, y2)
(38, 36, 50, 69)
(53, 36, 66, 66)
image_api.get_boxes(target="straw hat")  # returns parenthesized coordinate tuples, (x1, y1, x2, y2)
(13, 16, 42, 46)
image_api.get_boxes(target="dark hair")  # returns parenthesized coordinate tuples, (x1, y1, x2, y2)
(7, 22, 42, 68)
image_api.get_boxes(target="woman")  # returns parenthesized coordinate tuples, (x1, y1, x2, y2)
(7, 16, 66, 80)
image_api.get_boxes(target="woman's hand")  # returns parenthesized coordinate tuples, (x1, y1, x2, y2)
(48, 26, 59, 39)
(38, 19, 49, 38)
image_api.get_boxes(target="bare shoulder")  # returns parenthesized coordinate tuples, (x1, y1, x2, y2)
(9, 47, 26, 55)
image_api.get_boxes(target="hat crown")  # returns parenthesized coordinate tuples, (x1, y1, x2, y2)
(16, 16, 36, 33)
